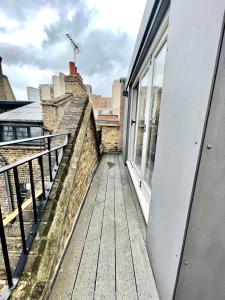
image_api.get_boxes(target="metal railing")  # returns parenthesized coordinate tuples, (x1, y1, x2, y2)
(0, 133, 70, 298)
(97, 129, 102, 145)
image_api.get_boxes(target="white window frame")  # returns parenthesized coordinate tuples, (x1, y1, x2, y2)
(127, 13, 169, 222)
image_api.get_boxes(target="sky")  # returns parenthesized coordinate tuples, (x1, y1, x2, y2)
(0, 0, 147, 100)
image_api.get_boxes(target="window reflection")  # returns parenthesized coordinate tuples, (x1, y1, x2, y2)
(2, 126, 14, 141)
(135, 69, 150, 170)
(145, 42, 167, 186)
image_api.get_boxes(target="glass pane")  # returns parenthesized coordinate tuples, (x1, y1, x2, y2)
(3, 126, 14, 141)
(16, 127, 28, 139)
(134, 69, 150, 170)
(30, 127, 42, 137)
(144, 42, 167, 186)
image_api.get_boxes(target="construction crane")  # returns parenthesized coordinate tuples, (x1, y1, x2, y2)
(66, 33, 81, 63)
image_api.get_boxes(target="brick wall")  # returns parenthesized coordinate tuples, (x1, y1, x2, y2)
(42, 94, 73, 132)
(90, 94, 112, 109)
(101, 124, 119, 152)
(9, 99, 101, 299)
(0, 146, 44, 217)
(64, 76, 87, 98)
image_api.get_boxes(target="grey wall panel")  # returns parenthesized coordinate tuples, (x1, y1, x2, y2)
(175, 22, 225, 300)
(146, 1, 225, 299)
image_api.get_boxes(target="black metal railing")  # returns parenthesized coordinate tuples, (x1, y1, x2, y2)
(97, 129, 102, 145)
(0, 133, 69, 298)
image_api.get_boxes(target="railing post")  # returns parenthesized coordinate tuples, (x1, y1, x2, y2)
(0, 205, 13, 288)
(38, 156, 46, 200)
(28, 161, 38, 224)
(47, 137, 53, 182)
(55, 149, 59, 166)
(13, 167, 27, 254)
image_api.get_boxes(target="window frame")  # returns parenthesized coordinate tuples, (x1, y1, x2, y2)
(127, 18, 169, 221)
(0, 123, 44, 145)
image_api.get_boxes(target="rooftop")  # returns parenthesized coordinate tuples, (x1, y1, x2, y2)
(0, 102, 43, 123)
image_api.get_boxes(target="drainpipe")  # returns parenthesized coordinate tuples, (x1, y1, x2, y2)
(0, 157, 14, 213)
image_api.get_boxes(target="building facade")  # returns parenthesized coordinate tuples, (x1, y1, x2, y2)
(123, 0, 225, 299)
(27, 87, 41, 102)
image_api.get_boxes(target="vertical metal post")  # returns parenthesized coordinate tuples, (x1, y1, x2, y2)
(55, 149, 59, 166)
(47, 137, 53, 182)
(0, 206, 13, 288)
(38, 156, 46, 200)
(13, 167, 27, 254)
(28, 161, 38, 224)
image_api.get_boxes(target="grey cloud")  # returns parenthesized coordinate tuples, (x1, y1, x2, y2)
(0, 0, 135, 96)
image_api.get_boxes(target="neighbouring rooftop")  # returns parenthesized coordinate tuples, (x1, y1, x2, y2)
(0, 102, 43, 123)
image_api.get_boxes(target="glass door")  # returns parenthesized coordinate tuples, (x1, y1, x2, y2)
(142, 42, 167, 199)
(134, 68, 151, 173)
(129, 41, 167, 219)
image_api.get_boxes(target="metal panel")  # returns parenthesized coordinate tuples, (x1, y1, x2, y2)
(175, 21, 225, 300)
(146, 1, 225, 299)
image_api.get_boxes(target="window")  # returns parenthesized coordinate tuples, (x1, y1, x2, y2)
(0, 125, 43, 143)
(16, 127, 28, 139)
(30, 127, 42, 137)
(134, 69, 150, 170)
(144, 42, 167, 186)
(2, 126, 14, 141)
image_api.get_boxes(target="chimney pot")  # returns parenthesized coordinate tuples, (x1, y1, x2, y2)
(69, 61, 75, 75)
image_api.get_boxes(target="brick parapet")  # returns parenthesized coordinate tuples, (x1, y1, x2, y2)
(9, 99, 100, 299)
(41, 94, 74, 132)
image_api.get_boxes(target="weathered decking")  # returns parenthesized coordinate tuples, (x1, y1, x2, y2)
(49, 154, 158, 300)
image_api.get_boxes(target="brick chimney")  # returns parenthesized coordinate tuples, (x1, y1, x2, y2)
(65, 61, 87, 96)
(69, 61, 77, 76)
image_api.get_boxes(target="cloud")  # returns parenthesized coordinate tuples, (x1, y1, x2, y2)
(0, 0, 147, 98)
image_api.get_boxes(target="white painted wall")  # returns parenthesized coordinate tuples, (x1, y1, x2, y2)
(146, 1, 225, 299)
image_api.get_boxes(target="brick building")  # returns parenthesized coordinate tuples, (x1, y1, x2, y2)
(0, 60, 89, 218)
(0, 57, 15, 101)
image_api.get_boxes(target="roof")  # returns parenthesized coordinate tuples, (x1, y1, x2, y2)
(0, 102, 43, 123)
(0, 100, 33, 110)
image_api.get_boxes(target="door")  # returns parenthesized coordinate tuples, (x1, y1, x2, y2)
(129, 41, 167, 219)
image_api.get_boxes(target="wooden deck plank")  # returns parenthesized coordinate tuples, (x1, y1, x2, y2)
(119, 155, 159, 300)
(71, 155, 109, 299)
(94, 155, 116, 299)
(114, 155, 138, 299)
(49, 155, 107, 300)
(49, 153, 158, 300)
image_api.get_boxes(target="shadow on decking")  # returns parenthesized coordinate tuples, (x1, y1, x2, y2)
(49, 153, 158, 300)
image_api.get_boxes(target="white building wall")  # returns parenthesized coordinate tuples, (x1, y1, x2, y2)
(112, 79, 121, 117)
(27, 87, 40, 102)
(146, 1, 225, 299)
(39, 84, 53, 101)
(52, 73, 65, 98)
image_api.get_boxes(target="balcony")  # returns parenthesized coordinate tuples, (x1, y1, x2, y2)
(49, 153, 158, 299)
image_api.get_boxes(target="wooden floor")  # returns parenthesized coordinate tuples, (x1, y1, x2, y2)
(49, 154, 158, 300)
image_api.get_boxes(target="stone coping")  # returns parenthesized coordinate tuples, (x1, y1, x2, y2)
(41, 94, 73, 107)
(64, 75, 87, 91)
